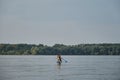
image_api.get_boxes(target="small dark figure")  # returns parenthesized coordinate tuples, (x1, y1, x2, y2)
(57, 54, 62, 64)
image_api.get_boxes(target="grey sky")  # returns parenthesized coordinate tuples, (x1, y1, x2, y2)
(0, 0, 120, 45)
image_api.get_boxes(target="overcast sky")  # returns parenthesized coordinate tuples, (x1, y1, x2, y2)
(0, 0, 120, 45)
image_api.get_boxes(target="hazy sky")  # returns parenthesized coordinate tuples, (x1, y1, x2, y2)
(0, 0, 120, 45)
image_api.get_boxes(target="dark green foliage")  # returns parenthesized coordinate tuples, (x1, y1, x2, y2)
(0, 43, 120, 55)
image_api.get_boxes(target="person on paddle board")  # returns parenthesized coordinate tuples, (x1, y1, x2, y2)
(57, 54, 62, 63)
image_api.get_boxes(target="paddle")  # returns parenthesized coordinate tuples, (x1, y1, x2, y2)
(62, 58, 68, 63)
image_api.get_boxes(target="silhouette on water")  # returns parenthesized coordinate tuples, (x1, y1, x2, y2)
(56, 54, 62, 64)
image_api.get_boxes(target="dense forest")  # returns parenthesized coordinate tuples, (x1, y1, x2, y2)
(0, 43, 120, 55)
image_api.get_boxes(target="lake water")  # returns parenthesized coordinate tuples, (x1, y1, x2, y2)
(0, 55, 120, 80)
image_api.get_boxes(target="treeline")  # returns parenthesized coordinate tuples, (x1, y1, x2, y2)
(0, 43, 120, 55)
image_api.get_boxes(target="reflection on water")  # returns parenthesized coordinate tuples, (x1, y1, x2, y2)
(57, 63, 61, 70)
(56, 63, 64, 80)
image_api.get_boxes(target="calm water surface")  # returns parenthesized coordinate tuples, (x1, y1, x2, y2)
(0, 55, 120, 80)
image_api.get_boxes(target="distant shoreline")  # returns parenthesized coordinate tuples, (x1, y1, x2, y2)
(0, 43, 120, 55)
